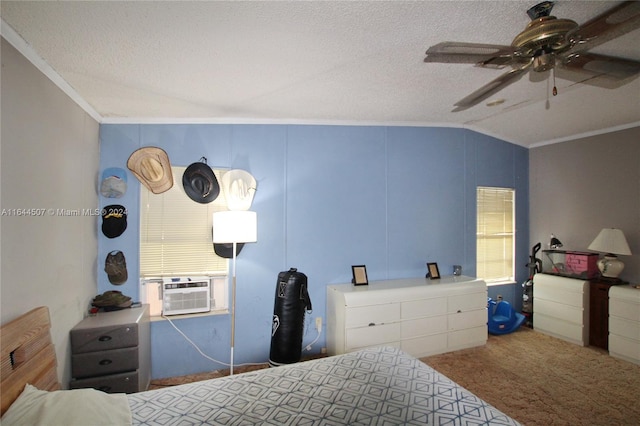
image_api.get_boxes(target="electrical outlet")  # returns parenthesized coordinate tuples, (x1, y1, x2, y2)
(315, 317, 323, 333)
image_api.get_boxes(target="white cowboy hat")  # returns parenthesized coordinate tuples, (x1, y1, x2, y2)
(221, 169, 257, 210)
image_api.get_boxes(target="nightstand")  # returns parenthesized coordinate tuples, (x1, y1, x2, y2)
(69, 304, 150, 393)
(588, 279, 619, 350)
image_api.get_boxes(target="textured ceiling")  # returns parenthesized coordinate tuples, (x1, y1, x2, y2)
(1, 1, 639, 148)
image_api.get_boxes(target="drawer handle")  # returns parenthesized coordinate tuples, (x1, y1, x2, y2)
(99, 359, 113, 366)
(98, 335, 112, 342)
(368, 322, 375, 326)
(457, 310, 462, 313)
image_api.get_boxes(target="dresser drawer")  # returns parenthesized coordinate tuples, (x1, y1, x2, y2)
(610, 299, 640, 322)
(401, 316, 446, 339)
(346, 323, 400, 350)
(535, 274, 587, 294)
(609, 286, 640, 304)
(609, 316, 640, 341)
(345, 303, 400, 328)
(70, 371, 140, 394)
(402, 333, 447, 357)
(448, 292, 486, 313)
(72, 347, 139, 379)
(609, 334, 640, 364)
(448, 309, 486, 331)
(401, 297, 446, 319)
(535, 312, 584, 344)
(448, 325, 487, 350)
(535, 299, 583, 324)
(535, 285, 585, 307)
(71, 324, 138, 354)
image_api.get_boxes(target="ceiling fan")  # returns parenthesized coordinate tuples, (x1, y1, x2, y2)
(424, 1, 640, 111)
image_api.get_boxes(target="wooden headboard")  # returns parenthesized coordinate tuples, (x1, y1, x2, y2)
(1, 306, 61, 415)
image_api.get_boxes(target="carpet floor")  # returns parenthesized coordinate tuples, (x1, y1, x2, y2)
(150, 328, 640, 425)
(422, 327, 640, 425)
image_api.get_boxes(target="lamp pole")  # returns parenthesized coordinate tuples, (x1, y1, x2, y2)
(212, 210, 257, 376)
(230, 241, 237, 375)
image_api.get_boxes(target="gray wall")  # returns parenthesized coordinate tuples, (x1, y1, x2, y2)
(1, 37, 100, 388)
(529, 127, 640, 283)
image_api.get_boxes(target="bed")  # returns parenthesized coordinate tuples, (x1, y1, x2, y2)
(1, 307, 521, 425)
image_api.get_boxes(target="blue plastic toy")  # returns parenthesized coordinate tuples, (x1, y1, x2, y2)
(487, 298, 526, 335)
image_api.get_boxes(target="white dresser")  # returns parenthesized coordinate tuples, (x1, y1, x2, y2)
(533, 274, 589, 346)
(609, 285, 640, 365)
(326, 276, 487, 358)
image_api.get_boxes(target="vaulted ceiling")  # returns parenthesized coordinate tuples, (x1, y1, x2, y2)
(2, 1, 639, 148)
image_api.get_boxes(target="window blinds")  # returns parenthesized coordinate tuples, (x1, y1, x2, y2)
(476, 186, 515, 283)
(140, 167, 228, 276)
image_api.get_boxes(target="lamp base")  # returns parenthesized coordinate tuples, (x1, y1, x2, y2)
(597, 255, 625, 278)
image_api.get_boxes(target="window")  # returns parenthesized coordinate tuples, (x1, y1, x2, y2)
(140, 166, 229, 316)
(476, 186, 515, 284)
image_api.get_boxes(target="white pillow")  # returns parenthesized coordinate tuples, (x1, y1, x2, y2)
(1, 384, 132, 426)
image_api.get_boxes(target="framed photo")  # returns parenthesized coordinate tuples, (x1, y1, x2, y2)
(351, 265, 368, 286)
(427, 262, 441, 279)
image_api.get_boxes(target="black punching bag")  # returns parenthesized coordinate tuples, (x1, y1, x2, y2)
(269, 268, 312, 367)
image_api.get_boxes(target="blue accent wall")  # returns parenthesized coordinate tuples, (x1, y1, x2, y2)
(99, 124, 529, 379)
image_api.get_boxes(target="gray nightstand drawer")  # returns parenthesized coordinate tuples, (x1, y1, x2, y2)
(70, 324, 138, 353)
(72, 346, 138, 379)
(70, 370, 140, 394)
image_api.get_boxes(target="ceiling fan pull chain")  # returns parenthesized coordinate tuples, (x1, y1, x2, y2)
(552, 68, 557, 96)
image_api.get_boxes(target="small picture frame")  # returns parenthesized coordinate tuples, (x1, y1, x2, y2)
(351, 265, 368, 286)
(426, 262, 441, 279)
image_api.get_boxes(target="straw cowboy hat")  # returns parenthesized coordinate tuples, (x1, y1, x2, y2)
(127, 147, 173, 194)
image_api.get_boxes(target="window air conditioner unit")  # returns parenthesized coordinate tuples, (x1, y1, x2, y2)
(162, 277, 211, 316)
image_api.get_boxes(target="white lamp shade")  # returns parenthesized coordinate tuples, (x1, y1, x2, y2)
(588, 228, 631, 256)
(212, 211, 257, 244)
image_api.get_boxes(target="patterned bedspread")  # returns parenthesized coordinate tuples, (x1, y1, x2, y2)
(128, 346, 520, 425)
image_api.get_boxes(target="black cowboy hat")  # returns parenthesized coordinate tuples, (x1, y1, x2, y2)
(182, 158, 220, 204)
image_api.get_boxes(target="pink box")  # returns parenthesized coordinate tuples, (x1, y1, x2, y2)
(564, 251, 598, 279)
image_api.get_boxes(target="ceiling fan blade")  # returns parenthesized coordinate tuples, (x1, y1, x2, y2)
(569, 1, 640, 52)
(453, 61, 533, 111)
(562, 52, 640, 80)
(425, 42, 517, 68)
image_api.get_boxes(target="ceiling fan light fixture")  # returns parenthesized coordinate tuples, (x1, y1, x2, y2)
(533, 52, 555, 72)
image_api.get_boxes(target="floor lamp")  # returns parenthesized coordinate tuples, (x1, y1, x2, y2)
(212, 210, 257, 375)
